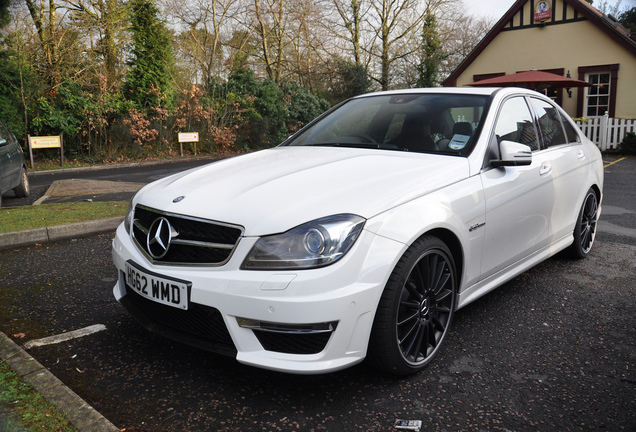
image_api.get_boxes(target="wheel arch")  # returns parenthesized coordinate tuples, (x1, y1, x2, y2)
(590, 183, 602, 204)
(419, 228, 464, 300)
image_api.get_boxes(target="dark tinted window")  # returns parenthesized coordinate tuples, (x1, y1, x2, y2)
(530, 98, 567, 148)
(494, 97, 540, 151)
(562, 117, 581, 143)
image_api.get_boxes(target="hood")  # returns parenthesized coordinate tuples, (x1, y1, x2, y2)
(134, 147, 469, 236)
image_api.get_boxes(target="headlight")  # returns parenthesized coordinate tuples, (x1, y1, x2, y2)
(242, 214, 366, 270)
(123, 200, 134, 234)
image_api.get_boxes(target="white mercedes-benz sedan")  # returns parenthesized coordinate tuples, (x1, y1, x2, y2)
(112, 87, 603, 375)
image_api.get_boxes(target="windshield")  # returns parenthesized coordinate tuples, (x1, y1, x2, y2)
(284, 93, 489, 156)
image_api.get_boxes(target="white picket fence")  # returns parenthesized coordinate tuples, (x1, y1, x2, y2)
(575, 112, 636, 151)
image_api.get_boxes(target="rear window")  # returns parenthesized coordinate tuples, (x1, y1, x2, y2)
(530, 98, 567, 148)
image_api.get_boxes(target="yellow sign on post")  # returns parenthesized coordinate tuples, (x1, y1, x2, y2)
(178, 132, 199, 143)
(178, 132, 199, 156)
(27, 134, 64, 168)
(30, 136, 62, 149)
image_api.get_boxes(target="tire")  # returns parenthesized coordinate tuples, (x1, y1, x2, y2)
(567, 189, 599, 259)
(13, 167, 30, 198)
(368, 235, 457, 375)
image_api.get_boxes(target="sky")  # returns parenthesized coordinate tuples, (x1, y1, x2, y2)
(467, 0, 517, 19)
(467, 0, 635, 20)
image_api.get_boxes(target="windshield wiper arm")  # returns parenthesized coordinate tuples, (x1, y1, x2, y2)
(305, 142, 380, 149)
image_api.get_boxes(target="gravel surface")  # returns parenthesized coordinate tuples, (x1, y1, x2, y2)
(0, 234, 633, 432)
(0, 155, 634, 431)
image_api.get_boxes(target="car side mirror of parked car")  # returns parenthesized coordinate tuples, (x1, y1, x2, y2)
(0, 138, 7, 147)
(492, 140, 532, 167)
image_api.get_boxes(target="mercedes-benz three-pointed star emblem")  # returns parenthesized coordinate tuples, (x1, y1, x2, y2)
(147, 217, 173, 259)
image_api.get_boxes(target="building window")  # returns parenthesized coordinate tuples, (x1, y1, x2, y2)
(577, 64, 619, 118)
(585, 73, 611, 117)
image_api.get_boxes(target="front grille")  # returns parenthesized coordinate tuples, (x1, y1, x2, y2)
(124, 279, 236, 354)
(253, 330, 332, 355)
(132, 205, 243, 266)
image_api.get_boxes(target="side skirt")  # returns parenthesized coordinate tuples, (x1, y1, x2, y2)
(456, 234, 573, 310)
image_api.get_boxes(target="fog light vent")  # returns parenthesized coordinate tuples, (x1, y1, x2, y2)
(237, 319, 337, 355)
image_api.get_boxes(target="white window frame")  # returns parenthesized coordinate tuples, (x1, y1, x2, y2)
(584, 72, 611, 118)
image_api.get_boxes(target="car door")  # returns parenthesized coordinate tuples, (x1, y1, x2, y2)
(528, 97, 590, 244)
(0, 122, 22, 192)
(479, 96, 555, 280)
(0, 123, 10, 193)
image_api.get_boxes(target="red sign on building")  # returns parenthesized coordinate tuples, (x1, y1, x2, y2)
(534, 0, 552, 22)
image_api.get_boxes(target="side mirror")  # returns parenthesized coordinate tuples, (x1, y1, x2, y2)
(492, 140, 532, 167)
(0, 139, 6, 147)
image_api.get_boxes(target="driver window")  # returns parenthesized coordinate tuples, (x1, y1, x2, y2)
(494, 97, 540, 151)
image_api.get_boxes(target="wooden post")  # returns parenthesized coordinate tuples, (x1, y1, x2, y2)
(178, 132, 199, 157)
(60, 133, 64, 167)
(27, 134, 63, 167)
(27, 135, 34, 169)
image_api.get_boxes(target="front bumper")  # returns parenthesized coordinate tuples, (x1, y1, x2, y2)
(111, 222, 404, 374)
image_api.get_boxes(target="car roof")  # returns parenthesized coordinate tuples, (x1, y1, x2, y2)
(353, 87, 542, 99)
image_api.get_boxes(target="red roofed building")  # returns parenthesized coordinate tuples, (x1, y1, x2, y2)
(444, 0, 636, 120)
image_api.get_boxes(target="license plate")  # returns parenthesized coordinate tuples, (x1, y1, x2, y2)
(125, 261, 190, 310)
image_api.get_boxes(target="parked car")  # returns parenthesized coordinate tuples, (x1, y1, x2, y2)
(0, 121, 29, 207)
(111, 87, 603, 375)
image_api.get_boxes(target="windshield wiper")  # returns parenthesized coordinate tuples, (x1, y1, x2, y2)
(408, 149, 463, 156)
(305, 142, 381, 149)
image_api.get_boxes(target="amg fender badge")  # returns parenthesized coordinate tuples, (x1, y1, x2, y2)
(469, 222, 486, 232)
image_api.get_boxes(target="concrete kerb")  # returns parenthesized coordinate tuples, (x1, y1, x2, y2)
(0, 332, 119, 431)
(0, 217, 124, 250)
(0, 156, 228, 429)
(0, 157, 224, 430)
(0, 217, 124, 430)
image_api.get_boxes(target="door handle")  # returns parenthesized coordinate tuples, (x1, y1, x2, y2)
(540, 164, 552, 176)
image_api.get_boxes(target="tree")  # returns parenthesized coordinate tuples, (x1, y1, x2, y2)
(286, 0, 327, 89)
(253, 0, 288, 82)
(280, 79, 330, 132)
(368, 0, 426, 90)
(64, 0, 128, 90)
(437, 8, 493, 82)
(0, 40, 25, 138)
(332, 0, 368, 66)
(125, 0, 176, 107)
(166, 0, 242, 90)
(25, 0, 61, 86)
(0, 0, 10, 28)
(222, 67, 329, 148)
(223, 67, 287, 146)
(416, 7, 445, 87)
(619, 7, 636, 33)
(0, 31, 38, 140)
(327, 58, 371, 103)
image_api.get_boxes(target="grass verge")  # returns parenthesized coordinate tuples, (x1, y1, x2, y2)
(0, 202, 127, 233)
(0, 362, 78, 432)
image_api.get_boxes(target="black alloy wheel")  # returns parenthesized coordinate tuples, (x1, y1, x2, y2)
(568, 189, 599, 259)
(369, 235, 457, 375)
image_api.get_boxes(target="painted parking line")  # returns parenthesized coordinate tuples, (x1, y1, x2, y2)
(24, 324, 107, 349)
(604, 156, 627, 168)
